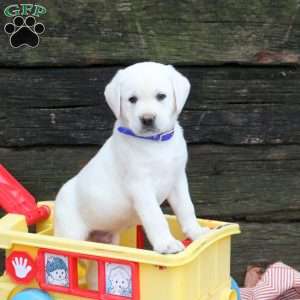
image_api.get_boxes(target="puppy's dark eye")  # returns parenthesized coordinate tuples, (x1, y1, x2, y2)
(156, 93, 166, 101)
(128, 96, 138, 103)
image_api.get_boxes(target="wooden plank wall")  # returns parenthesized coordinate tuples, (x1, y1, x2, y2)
(1, 0, 300, 284)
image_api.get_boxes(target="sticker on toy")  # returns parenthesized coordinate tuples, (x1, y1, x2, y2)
(105, 263, 132, 297)
(6, 251, 36, 283)
(44, 253, 69, 287)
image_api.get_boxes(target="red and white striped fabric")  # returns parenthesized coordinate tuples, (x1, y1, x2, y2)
(241, 262, 300, 300)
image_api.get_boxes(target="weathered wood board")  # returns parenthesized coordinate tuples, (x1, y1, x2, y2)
(1, 0, 300, 66)
(1, 144, 299, 222)
(2, 66, 300, 146)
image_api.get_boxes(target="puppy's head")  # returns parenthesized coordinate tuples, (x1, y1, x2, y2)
(104, 62, 190, 135)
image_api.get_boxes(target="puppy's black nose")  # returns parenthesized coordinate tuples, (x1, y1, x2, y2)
(140, 114, 156, 127)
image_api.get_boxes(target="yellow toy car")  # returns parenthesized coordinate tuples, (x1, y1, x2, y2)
(0, 165, 240, 300)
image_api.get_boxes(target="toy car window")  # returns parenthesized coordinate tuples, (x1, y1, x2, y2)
(105, 262, 132, 298)
(44, 253, 69, 288)
(77, 257, 100, 292)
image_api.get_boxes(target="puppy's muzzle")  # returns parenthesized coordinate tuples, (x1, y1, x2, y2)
(140, 114, 156, 129)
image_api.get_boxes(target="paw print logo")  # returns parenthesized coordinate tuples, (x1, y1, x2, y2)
(4, 16, 45, 48)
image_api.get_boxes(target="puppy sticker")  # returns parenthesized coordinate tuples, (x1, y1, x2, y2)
(105, 263, 132, 297)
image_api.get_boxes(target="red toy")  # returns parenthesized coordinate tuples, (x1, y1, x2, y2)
(0, 164, 50, 225)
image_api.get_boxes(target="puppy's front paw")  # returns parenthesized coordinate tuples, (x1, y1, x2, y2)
(154, 238, 185, 254)
(186, 225, 210, 241)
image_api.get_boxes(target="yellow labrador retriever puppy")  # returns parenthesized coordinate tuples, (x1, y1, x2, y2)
(55, 62, 209, 255)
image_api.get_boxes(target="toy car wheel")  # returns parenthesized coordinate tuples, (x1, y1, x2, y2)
(231, 277, 240, 300)
(11, 288, 53, 300)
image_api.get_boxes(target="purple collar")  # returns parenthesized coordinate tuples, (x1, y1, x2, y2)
(117, 126, 174, 141)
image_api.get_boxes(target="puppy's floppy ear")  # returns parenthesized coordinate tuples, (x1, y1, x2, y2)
(167, 65, 191, 114)
(104, 70, 123, 118)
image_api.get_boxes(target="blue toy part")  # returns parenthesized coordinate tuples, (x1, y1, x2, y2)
(231, 277, 241, 300)
(12, 289, 53, 300)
